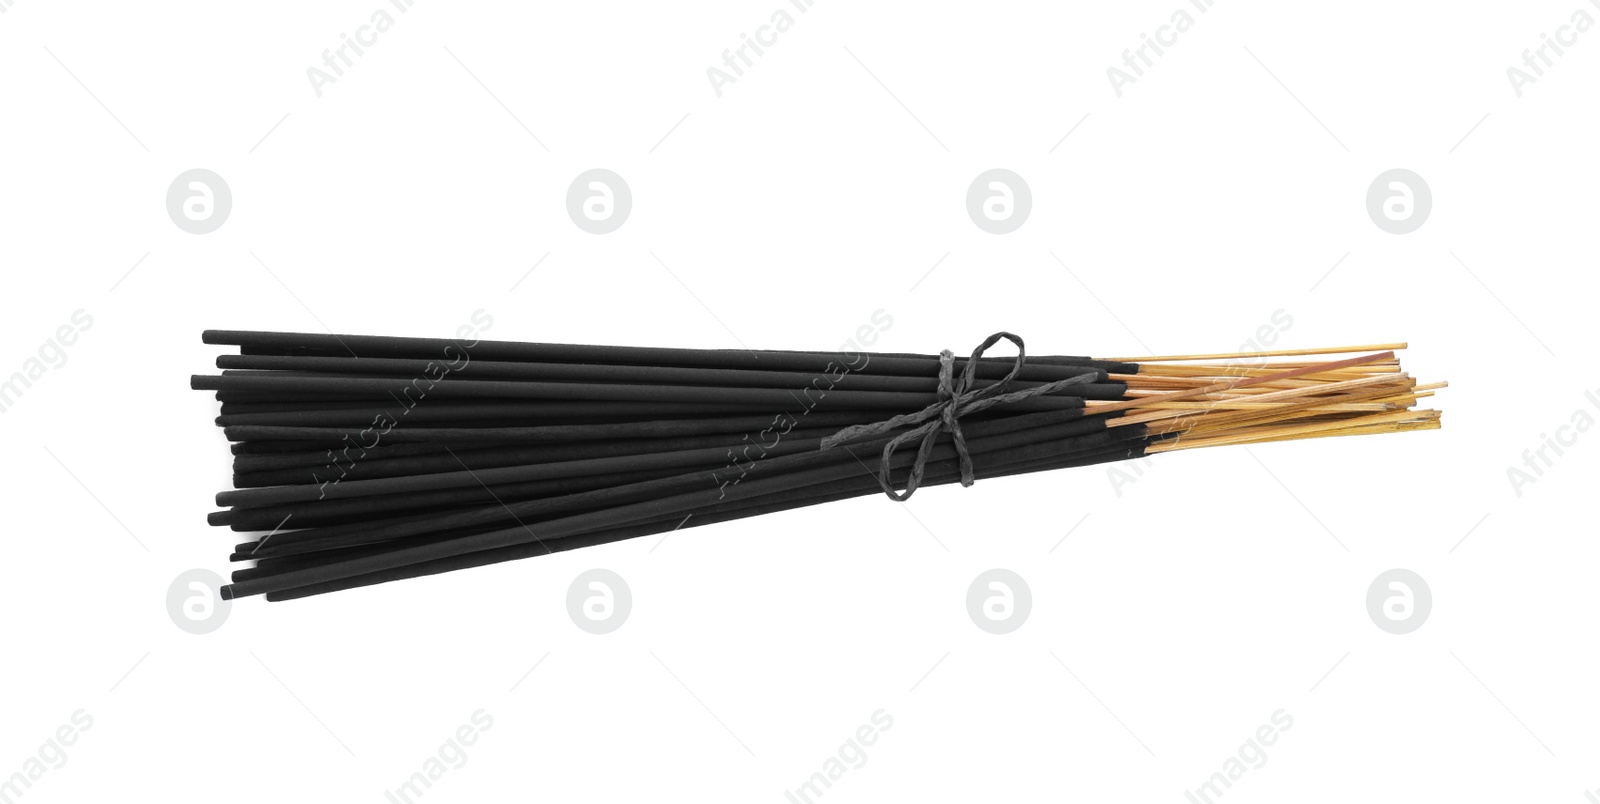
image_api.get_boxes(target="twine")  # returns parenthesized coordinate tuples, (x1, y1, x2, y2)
(819, 332, 1103, 501)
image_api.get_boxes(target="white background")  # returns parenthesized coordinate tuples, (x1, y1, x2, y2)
(2, 1, 1596, 801)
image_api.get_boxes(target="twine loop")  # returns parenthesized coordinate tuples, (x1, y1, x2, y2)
(819, 332, 1102, 501)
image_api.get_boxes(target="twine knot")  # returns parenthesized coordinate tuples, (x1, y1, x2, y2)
(818, 332, 1102, 501)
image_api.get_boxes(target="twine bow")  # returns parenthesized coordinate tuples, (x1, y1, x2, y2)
(819, 332, 1103, 501)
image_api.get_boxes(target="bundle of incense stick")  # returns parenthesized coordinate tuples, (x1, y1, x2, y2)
(192, 330, 1445, 602)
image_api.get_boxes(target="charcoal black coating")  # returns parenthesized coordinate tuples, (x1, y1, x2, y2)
(236, 414, 1130, 560)
(242, 446, 1121, 585)
(191, 373, 1127, 406)
(222, 410, 896, 447)
(211, 464, 699, 529)
(213, 404, 1099, 508)
(223, 408, 1073, 481)
(206, 329, 1139, 375)
(221, 415, 1145, 599)
(217, 353, 1113, 392)
(201, 330, 1151, 600)
(260, 442, 1148, 601)
(232, 439, 511, 471)
(226, 408, 1093, 537)
(245, 440, 1133, 581)
(229, 423, 855, 487)
(217, 400, 782, 425)
(209, 367, 1106, 400)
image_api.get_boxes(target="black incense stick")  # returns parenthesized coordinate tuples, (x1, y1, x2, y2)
(194, 329, 1443, 603)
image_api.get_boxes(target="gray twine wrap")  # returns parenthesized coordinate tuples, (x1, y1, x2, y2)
(818, 331, 1105, 501)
